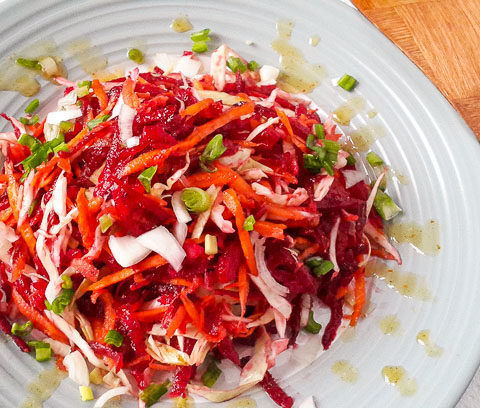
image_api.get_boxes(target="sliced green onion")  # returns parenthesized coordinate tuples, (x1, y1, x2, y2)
(346, 153, 356, 166)
(306, 256, 334, 276)
(247, 60, 260, 71)
(89, 368, 104, 385)
(303, 154, 323, 174)
(204, 234, 218, 255)
(19, 115, 39, 126)
(140, 382, 170, 407)
(138, 165, 158, 194)
(305, 256, 323, 268)
(16, 58, 42, 70)
(306, 134, 325, 159)
(181, 187, 211, 213)
(76, 86, 90, 98)
(243, 215, 256, 231)
(99, 214, 114, 233)
(51, 288, 74, 315)
(24, 99, 40, 114)
(61, 275, 73, 290)
(87, 114, 110, 130)
(199, 134, 226, 172)
(226, 57, 247, 74)
(44, 300, 52, 311)
(77, 80, 91, 88)
(202, 361, 222, 388)
(191, 29, 210, 42)
(314, 123, 325, 139)
(192, 41, 209, 54)
(79, 386, 94, 401)
(366, 152, 384, 167)
(373, 189, 402, 221)
(323, 139, 340, 155)
(337, 74, 357, 91)
(28, 341, 52, 362)
(11, 321, 33, 337)
(59, 121, 74, 133)
(18, 133, 42, 151)
(304, 310, 322, 334)
(104, 329, 124, 347)
(28, 199, 37, 216)
(128, 48, 145, 64)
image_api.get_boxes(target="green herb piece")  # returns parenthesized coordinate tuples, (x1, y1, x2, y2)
(16, 58, 42, 70)
(128, 48, 145, 64)
(28, 341, 52, 362)
(28, 199, 37, 216)
(199, 134, 226, 172)
(346, 153, 356, 166)
(138, 165, 158, 193)
(304, 310, 322, 334)
(314, 123, 325, 139)
(366, 152, 384, 167)
(191, 29, 211, 42)
(202, 361, 222, 388)
(79, 386, 94, 401)
(76, 86, 90, 98)
(306, 134, 325, 159)
(59, 121, 74, 133)
(192, 41, 208, 53)
(247, 60, 260, 71)
(373, 189, 402, 221)
(305, 256, 334, 276)
(18, 134, 42, 151)
(104, 329, 124, 347)
(303, 154, 324, 174)
(44, 300, 52, 311)
(99, 214, 114, 233)
(226, 57, 247, 74)
(19, 115, 39, 126)
(11, 321, 33, 337)
(181, 187, 211, 213)
(77, 80, 91, 88)
(337, 74, 357, 91)
(87, 114, 110, 130)
(61, 275, 73, 289)
(305, 256, 323, 268)
(323, 139, 340, 155)
(51, 288, 74, 315)
(24, 99, 40, 114)
(140, 382, 170, 407)
(243, 215, 256, 231)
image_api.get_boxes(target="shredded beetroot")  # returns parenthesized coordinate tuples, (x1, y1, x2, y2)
(169, 366, 194, 398)
(260, 371, 294, 408)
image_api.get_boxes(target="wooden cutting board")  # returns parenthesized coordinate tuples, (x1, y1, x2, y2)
(352, 0, 480, 139)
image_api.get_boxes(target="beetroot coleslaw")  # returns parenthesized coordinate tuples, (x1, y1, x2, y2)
(0, 41, 403, 408)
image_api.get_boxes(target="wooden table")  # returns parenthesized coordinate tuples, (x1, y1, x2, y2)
(352, 0, 480, 139)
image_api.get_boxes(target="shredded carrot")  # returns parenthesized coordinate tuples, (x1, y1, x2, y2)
(99, 291, 116, 340)
(266, 203, 310, 221)
(121, 102, 255, 177)
(134, 306, 169, 322)
(87, 196, 104, 213)
(122, 76, 140, 108)
(299, 243, 320, 261)
(18, 222, 36, 257)
(76, 188, 96, 249)
(0, 207, 12, 223)
(223, 188, 258, 276)
(253, 220, 286, 240)
(180, 98, 213, 118)
(87, 254, 167, 291)
(149, 362, 176, 371)
(124, 354, 151, 368)
(12, 289, 69, 344)
(276, 108, 308, 153)
(91, 79, 108, 111)
(39, 168, 61, 190)
(350, 266, 366, 326)
(238, 263, 249, 318)
(58, 158, 72, 176)
(6, 162, 19, 221)
(336, 286, 349, 300)
(12, 246, 27, 282)
(166, 305, 186, 338)
(180, 293, 202, 330)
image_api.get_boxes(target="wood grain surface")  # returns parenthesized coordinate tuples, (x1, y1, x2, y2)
(352, 0, 480, 138)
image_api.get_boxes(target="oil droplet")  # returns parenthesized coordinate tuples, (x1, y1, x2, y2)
(227, 398, 257, 408)
(387, 220, 440, 256)
(92, 67, 125, 82)
(271, 20, 327, 93)
(386, 168, 410, 185)
(339, 326, 356, 343)
(171, 16, 193, 33)
(379, 315, 401, 335)
(382, 366, 418, 396)
(416, 330, 443, 357)
(367, 109, 377, 119)
(331, 360, 359, 383)
(333, 97, 366, 126)
(349, 124, 386, 151)
(21, 367, 67, 408)
(309, 36, 320, 46)
(68, 39, 108, 75)
(365, 259, 432, 300)
(174, 397, 194, 408)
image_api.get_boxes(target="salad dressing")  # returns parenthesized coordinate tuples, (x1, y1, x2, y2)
(379, 315, 401, 335)
(382, 366, 418, 396)
(67, 39, 108, 75)
(387, 220, 440, 256)
(349, 124, 385, 151)
(227, 398, 257, 408)
(309, 36, 320, 47)
(365, 259, 432, 300)
(271, 20, 326, 93)
(333, 97, 365, 126)
(171, 17, 193, 33)
(417, 330, 443, 357)
(21, 367, 67, 408)
(367, 109, 378, 119)
(331, 360, 359, 383)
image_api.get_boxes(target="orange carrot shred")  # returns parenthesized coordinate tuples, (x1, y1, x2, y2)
(166, 305, 186, 338)
(134, 307, 169, 322)
(180, 98, 213, 118)
(180, 293, 202, 330)
(91, 79, 108, 110)
(238, 263, 249, 318)
(253, 220, 286, 240)
(350, 266, 366, 326)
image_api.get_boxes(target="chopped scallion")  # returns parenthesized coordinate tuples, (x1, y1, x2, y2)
(306, 256, 334, 276)
(181, 187, 211, 213)
(99, 214, 114, 233)
(79, 386, 94, 401)
(11, 321, 33, 337)
(16, 58, 41, 70)
(304, 310, 322, 334)
(247, 60, 260, 71)
(373, 189, 402, 221)
(128, 48, 145, 64)
(51, 288, 74, 315)
(337, 74, 357, 91)
(59, 121, 74, 133)
(140, 382, 170, 407)
(192, 41, 208, 53)
(190, 29, 210, 42)
(24, 99, 40, 114)
(87, 114, 110, 130)
(104, 329, 124, 347)
(366, 152, 384, 167)
(61, 275, 73, 289)
(314, 123, 325, 139)
(18, 133, 42, 151)
(199, 134, 226, 172)
(138, 165, 158, 194)
(226, 56, 247, 74)
(201, 361, 222, 388)
(346, 153, 356, 166)
(28, 199, 37, 216)
(243, 215, 256, 231)
(19, 115, 39, 126)
(77, 80, 91, 88)
(28, 341, 52, 362)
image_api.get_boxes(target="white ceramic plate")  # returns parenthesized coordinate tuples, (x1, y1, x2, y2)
(0, 1, 480, 407)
